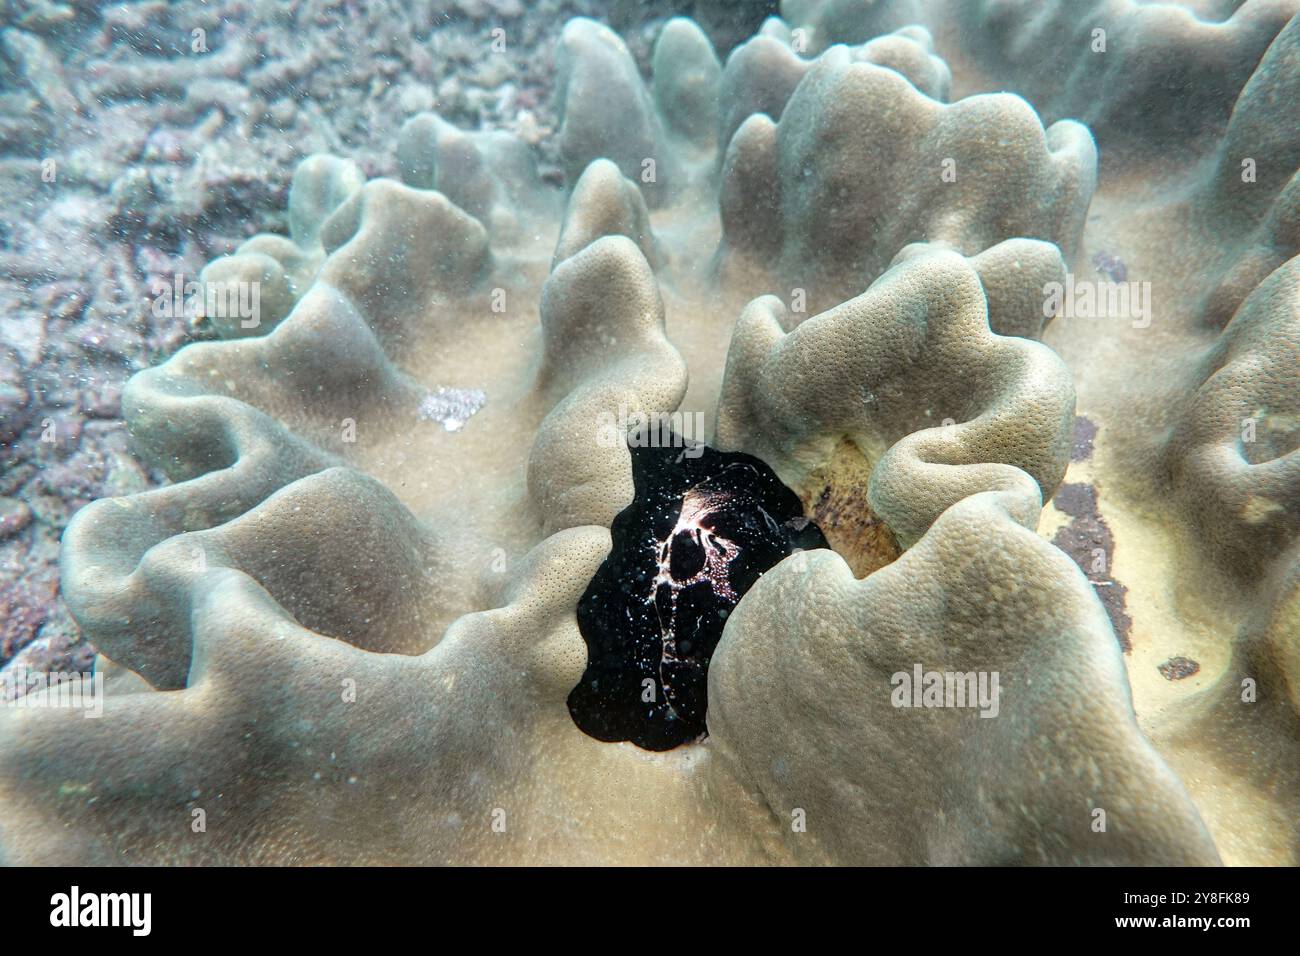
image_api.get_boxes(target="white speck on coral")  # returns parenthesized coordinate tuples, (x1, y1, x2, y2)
(418, 387, 487, 432)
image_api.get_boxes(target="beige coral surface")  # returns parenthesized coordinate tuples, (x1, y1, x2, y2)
(1, 6, 1296, 865)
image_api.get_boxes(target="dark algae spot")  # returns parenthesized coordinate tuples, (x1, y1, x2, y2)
(1070, 414, 1098, 463)
(1091, 250, 1127, 283)
(1052, 480, 1134, 651)
(1158, 657, 1201, 681)
(568, 431, 828, 751)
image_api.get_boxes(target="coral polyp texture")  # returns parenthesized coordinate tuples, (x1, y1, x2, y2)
(0, 1, 1296, 867)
